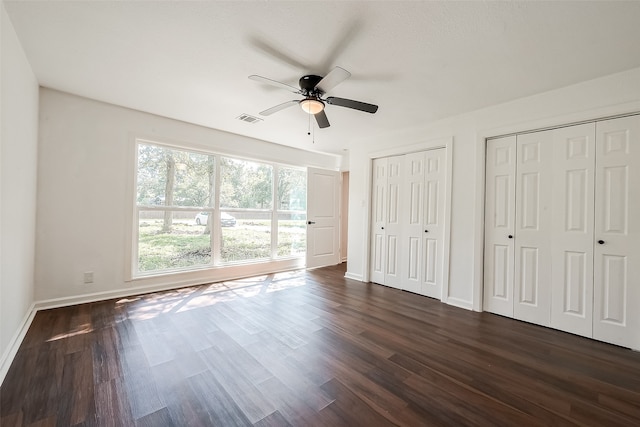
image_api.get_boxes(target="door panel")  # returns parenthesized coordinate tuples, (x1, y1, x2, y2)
(384, 156, 404, 288)
(514, 131, 553, 326)
(400, 149, 446, 298)
(370, 159, 387, 284)
(421, 148, 445, 299)
(593, 115, 640, 349)
(307, 168, 340, 269)
(402, 152, 424, 293)
(484, 136, 516, 317)
(550, 123, 596, 337)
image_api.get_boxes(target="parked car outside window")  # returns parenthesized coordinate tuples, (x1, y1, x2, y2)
(195, 212, 236, 227)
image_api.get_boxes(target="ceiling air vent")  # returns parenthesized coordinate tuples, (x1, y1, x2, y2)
(236, 113, 263, 124)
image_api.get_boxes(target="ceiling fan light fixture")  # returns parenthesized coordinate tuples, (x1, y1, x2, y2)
(300, 98, 325, 115)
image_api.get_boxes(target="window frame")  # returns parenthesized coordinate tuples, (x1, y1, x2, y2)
(130, 137, 307, 279)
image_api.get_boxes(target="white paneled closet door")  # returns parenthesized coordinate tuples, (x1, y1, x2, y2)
(402, 149, 446, 298)
(513, 131, 553, 326)
(593, 115, 640, 349)
(369, 156, 404, 288)
(421, 149, 446, 299)
(484, 136, 517, 317)
(384, 156, 404, 288)
(370, 158, 387, 285)
(550, 123, 596, 338)
(403, 152, 425, 294)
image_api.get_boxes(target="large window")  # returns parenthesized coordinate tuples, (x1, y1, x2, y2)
(134, 141, 306, 276)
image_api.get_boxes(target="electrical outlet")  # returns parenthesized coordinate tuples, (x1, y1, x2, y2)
(83, 271, 94, 284)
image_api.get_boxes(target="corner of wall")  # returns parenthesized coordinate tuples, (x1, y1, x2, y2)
(0, 1, 40, 386)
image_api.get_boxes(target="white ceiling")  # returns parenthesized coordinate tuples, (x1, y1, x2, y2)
(5, 1, 640, 155)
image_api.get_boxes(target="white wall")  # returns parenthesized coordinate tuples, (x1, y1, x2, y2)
(0, 3, 39, 380)
(35, 89, 341, 304)
(346, 67, 640, 310)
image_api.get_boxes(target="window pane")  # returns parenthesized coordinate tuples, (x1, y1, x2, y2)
(220, 157, 273, 209)
(277, 213, 306, 258)
(137, 143, 214, 207)
(137, 210, 212, 272)
(278, 167, 307, 211)
(173, 151, 215, 207)
(137, 144, 168, 205)
(221, 211, 271, 263)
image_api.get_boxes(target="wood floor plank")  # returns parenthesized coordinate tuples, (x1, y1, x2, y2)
(94, 377, 134, 427)
(198, 345, 277, 423)
(2, 263, 640, 426)
(252, 410, 292, 427)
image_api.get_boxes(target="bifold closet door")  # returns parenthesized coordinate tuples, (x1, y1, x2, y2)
(403, 149, 446, 299)
(550, 123, 596, 338)
(593, 115, 640, 349)
(384, 156, 404, 288)
(484, 136, 516, 317)
(370, 156, 403, 288)
(513, 131, 553, 326)
(403, 152, 425, 294)
(370, 158, 387, 285)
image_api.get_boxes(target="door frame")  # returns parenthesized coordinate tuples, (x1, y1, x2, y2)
(363, 137, 453, 303)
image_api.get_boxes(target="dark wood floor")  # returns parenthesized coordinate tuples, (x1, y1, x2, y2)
(2, 264, 640, 426)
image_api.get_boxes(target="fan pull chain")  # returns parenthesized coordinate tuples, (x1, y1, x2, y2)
(306, 113, 315, 143)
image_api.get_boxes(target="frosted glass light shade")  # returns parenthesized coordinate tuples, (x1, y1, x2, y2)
(300, 98, 325, 115)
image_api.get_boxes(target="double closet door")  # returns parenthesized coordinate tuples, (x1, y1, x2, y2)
(484, 115, 640, 349)
(370, 149, 446, 299)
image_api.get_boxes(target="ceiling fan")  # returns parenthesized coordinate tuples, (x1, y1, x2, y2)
(248, 66, 378, 129)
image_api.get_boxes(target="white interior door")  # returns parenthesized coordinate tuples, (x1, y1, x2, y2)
(421, 148, 446, 299)
(593, 115, 640, 349)
(513, 131, 553, 326)
(370, 158, 387, 284)
(306, 167, 341, 269)
(384, 156, 403, 288)
(402, 152, 425, 294)
(550, 123, 596, 338)
(484, 136, 516, 317)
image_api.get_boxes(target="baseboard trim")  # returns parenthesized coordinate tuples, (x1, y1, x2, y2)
(0, 303, 36, 386)
(34, 281, 203, 311)
(445, 296, 473, 311)
(344, 271, 363, 281)
(34, 266, 306, 312)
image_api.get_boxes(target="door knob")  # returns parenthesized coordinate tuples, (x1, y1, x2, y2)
(508, 235, 513, 239)
(307, 221, 316, 225)
(598, 240, 605, 245)
(381, 226, 384, 230)
(424, 230, 429, 233)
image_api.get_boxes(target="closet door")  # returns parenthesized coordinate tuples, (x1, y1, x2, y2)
(593, 115, 640, 349)
(403, 152, 425, 294)
(550, 123, 596, 338)
(370, 158, 387, 285)
(384, 156, 404, 288)
(421, 148, 446, 299)
(484, 136, 517, 317)
(402, 148, 446, 298)
(513, 131, 553, 326)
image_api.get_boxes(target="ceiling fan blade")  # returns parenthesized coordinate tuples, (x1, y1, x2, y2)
(259, 100, 300, 116)
(249, 75, 301, 94)
(316, 66, 351, 94)
(248, 36, 308, 71)
(315, 110, 330, 128)
(326, 97, 378, 114)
